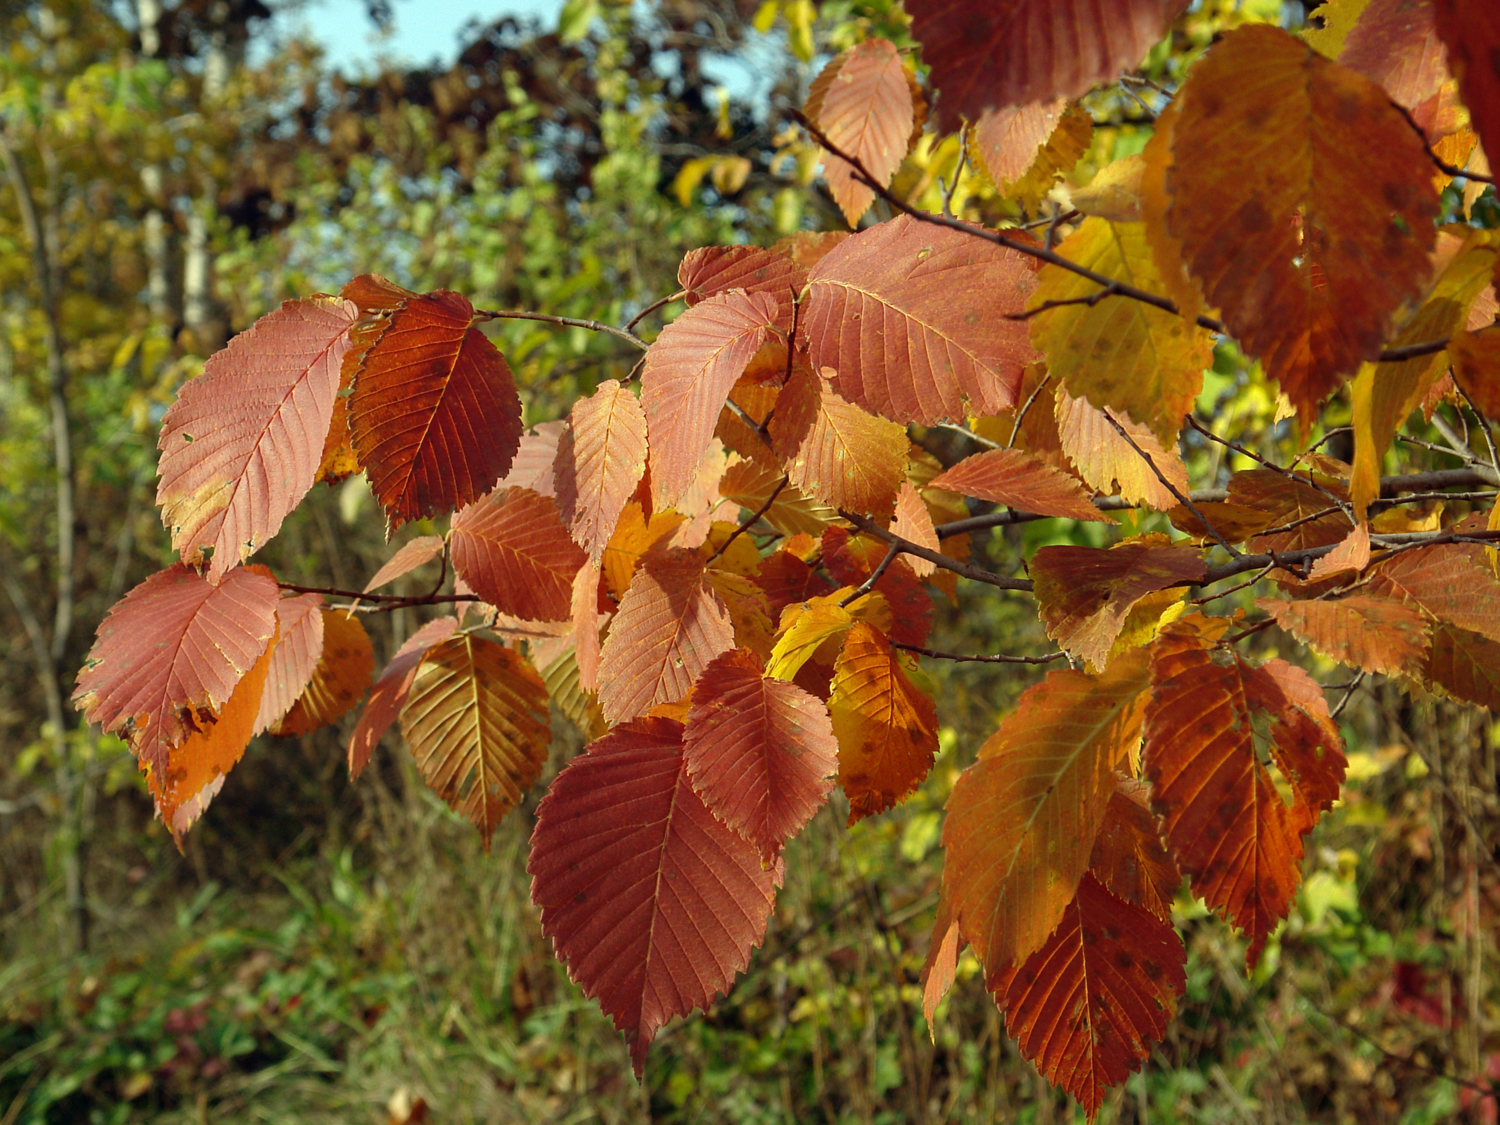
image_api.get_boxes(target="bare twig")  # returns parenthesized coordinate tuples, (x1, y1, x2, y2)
(839, 511, 1033, 592)
(1006, 282, 1125, 321)
(1104, 411, 1242, 555)
(893, 641, 1067, 665)
(476, 307, 647, 351)
(1328, 671, 1366, 720)
(1392, 100, 1497, 184)
(1007, 373, 1052, 449)
(277, 581, 479, 612)
(709, 475, 788, 564)
(624, 288, 687, 332)
(840, 542, 902, 607)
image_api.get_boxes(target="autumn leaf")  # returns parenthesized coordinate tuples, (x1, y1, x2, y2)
(1138, 97, 1206, 323)
(998, 873, 1186, 1119)
(272, 610, 375, 737)
(1449, 328, 1500, 418)
(980, 104, 1094, 211)
(642, 290, 781, 509)
(73, 564, 280, 776)
(1425, 622, 1500, 711)
(450, 487, 587, 623)
(1367, 544, 1500, 643)
(678, 245, 805, 329)
(1030, 218, 1212, 444)
(347, 616, 459, 778)
(766, 593, 858, 682)
(1055, 390, 1188, 511)
(1090, 777, 1181, 921)
(400, 632, 551, 849)
(822, 527, 933, 647)
(1166, 24, 1440, 419)
(828, 621, 939, 823)
(528, 717, 780, 1075)
(970, 98, 1065, 186)
(930, 447, 1111, 523)
(683, 648, 838, 861)
(1259, 594, 1429, 677)
(718, 456, 840, 538)
(804, 38, 921, 227)
(906, 0, 1188, 130)
(1030, 541, 1206, 668)
(754, 548, 836, 622)
(253, 593, 324, 735)
(768, 364, 909, 518)
(1144, 625, 1346, 968)
(363, 535, 446, 594)
(802, 214, 1040, 425)
(942, 651, 1150, 973)
(891, 481, 939, 578)
(157, 296, 357, 582)
(596, 548, 736, 723)
(501, 421, 565, 496)
(345, 285, 523, 531)
(1338, 0, 1454, 136)
(554, 380, 649, 561)
(1433, 0, 1500, 164)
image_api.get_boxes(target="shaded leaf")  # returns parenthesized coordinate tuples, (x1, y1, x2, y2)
(597, 549, 737, 723)
(273, 610, 375, 737)
(1425, 622, 1500, 711)
(538, 639, 609, 739)
(718, 456, 840, 538)
(451, 487, 587, 623)
(364, 535, 445, 594)
(1449, 327, 1500, 417)
(683, 648, 838, 860)
(768, 364, 909, 518)
(346, 286, 523, 530)
(1259, 594, 1429, 677)
(1055, 390, 1187, 510)
(501, 421, 565, 497)
(157, 296, 357, 582)
(400, 632, 551, 848)
(347, 616, 459, 778)
(1166, 24, 1440, 419)
(528, 718, 779, 1075)
(998, 874, 1185, 1119)
(805, 38, 920, 226)
(253, 593, 323, 735)
(555, 380, 650, 561)
(907, 0, 1187, 130)
(1138, 96, 1207, 323)
(922, 894, 963, 1026)
(601, 503, 686, 601)
(73, 564, 280, 776)
(943, 652, 1150, 972)
(822, 526, 933, 647)
(930, 447, 1111, 523)
(643, 290, 781, 509)
(754, 548, 837, 621)
(1339, 0, 1453, 134)
(1434, 0, 1500, 163)
(1030, 218, 1212, 444)
(829, 621, 940, 823)
(982, 104, 1094, 211)
(1090, 777, 1180, 921)
(1031, 541, 1206, 668)
(802, 215, 1040, 425)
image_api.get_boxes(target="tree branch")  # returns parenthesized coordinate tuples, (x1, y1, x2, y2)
(839, 511, 1033, 592)
(893, 641, 1067, 665)
(476, 307, 648, 351)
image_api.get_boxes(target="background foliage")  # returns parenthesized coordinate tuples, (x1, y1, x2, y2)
(2, 0, 1497, 1122)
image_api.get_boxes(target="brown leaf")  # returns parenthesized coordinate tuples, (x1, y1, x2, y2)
(1259, 594, 1430, 677)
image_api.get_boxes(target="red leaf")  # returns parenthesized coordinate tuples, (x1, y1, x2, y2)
(157, 296, 357, 582)
(450, 487, 587, 623)
(73, 564, 280, 776)
(346, 285, 523, 530)
(642, 290, 781, 508)
(500, 421, 565, 497)
(1368, 544, 1500, 643)
(1259, 594, 1429, 678)
(1144, 624, 1346, 967)
(346, 615, 459, 778)
(253, 593, 324, 734)
(1090, 777, 1180, 921)
(554, 380, 649, 562)
(1426, 623, 1500, 711)
(678, 246, 805, 329)
(805, 39, 920, 227)
(683, 648, 838, 861)
(596, 548, 737, 723)
(1434, 0, 1500, 164)
(930, 447, 1111, 523)
(999, 874, 1186, 1118)
(802, 215, 1040, 425)
(1339, 0, 1452, 133)
(1166, 25, 1439, 418)
(907, 0, 1188, 130)
(822, 527, 933, 647)
(363, 535, 445, 594)
(753, 549, 836, 622)
(528, 718, 780, 1075)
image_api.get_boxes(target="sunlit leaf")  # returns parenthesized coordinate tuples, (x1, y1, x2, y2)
(1259, 594, 1429, 677)
(451, 487, 587, 623)
(1055, 390, 1187, 511)
(931, 447, 1110, 522)
(555, 380, 650, 561)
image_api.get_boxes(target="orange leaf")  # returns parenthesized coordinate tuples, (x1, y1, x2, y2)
(73, 564, 280, 776)
(1306, 522, 1371, 581)
(718, 456, 839, 538)
(345, 285, 523, 531)
(272, 610, 375, 737)
(970, 98, 1066, 185)
(1089, 777, 1181, 921)
(1138, 96, 1206, 323)
(157, 296, 357, 582)
(347, 616, 459, 778)
(363, 535, 445, 594)
(1259, 594, 1429, 677)
(1166, 24, 1440, 419)
(571, 559, 606, 691)
(802, 215, 1040, 425)
(400, 632, 551, 849)
(907, 0, 1188, 130)
(1144, 627, 1346, 967)
(828, 621, 939, 823)
(1449, 328, 1500, 418)
(805, 38, 920, 227)
(1030, 541, 1206, 668)
(1367, 543, 1500, 642)
(998, 873, 1185, 1119)
(942, 651, 1150, 973)
(555, 380, 649, 562)
(1425, 623, 1500, 711)
(891, 481, 940, 578)
(643, 290, 781, 509)
(597, 548, 736, 723)
(922, 893, 963, 1026)
(683, 648, 838, 861)
(1434, 0, 1500, 165)
(1055, 390, 1188, 511)
(500, 421, 564, 496)
(528, 718, 779, 1075)
(930, 447, 1112, 523)
(768, 364, 909, 518)
(1339, 0, 1453, 136)
(451, 487, 587, 623)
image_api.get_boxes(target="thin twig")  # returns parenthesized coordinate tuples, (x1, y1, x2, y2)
(893, 641, 1067, 665)
(1007, 373, 1052, 449)
(476, 307, 647, 350)
(709, 475, 788, 564)
(1328, 671, 1366, 720)
(1104, 412, 1241, 556)
(1392, 100, 1497, 184)
(624, 288, 687, 333)
(1189, 561, 1278, 606)
(939, 130, 968, 221)
(840, 542, 902, 607)
(1007, 283, 1124, 321)
(277, 581, 479, 611)
(839, 511, 1032, 591)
